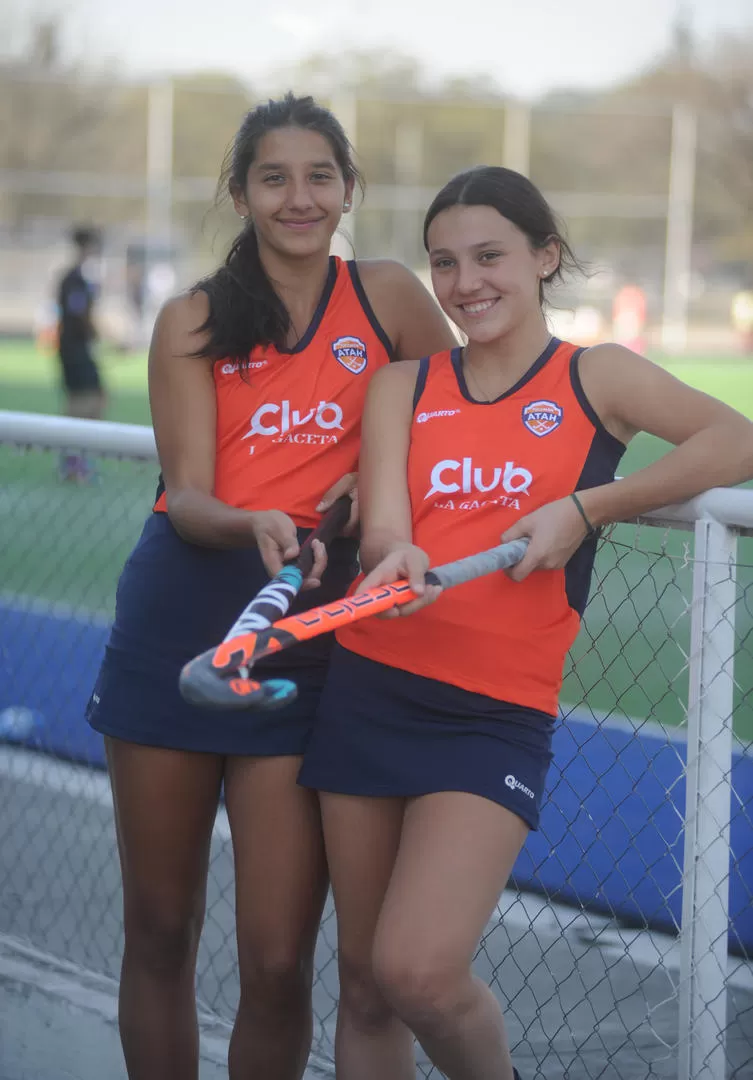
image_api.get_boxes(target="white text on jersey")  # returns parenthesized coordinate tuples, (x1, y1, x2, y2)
(244, 400, 344, 439)
(426, 457, 533, 499)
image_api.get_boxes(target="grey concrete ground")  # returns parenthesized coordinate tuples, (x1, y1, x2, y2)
(1, 745, 751, 1080)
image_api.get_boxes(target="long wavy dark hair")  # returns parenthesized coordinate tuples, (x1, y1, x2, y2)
(423, 165, 581, 303)
(193, 93, 363, 368)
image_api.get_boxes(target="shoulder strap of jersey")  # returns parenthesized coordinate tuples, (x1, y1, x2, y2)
(568, 345, 626, 451)
(412, 355, 431, 412)
(345, 261, 397, 361)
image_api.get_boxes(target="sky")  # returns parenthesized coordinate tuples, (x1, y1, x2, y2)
(7, 0, 753, 99)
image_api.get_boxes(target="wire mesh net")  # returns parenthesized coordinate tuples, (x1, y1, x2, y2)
(0, 435, 751, 1079)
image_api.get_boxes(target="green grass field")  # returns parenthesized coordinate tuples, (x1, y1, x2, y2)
(1, 339, 752, 740)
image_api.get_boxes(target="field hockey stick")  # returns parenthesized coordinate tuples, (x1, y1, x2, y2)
(180, 492, 351, 691)
(179, 536, 529, 710)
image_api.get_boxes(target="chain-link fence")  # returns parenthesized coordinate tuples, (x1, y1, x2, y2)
(1, 412, 751, 1079)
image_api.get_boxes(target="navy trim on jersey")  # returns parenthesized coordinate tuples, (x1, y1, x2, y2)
(279, 256, 338, 355)
(563, 426, 626, 615)
(569, 348, 626, 458)
(451, 337, 561, 405)
(575, 427, 625, 495)
(412, 356, 431, 412)
(347, 262, 397, 362)
(563, 530, 599, 618)
(562, 346, 627, 613)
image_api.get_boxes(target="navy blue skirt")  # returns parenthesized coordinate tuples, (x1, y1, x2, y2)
(299, 645, 556, 830)
(86, 513, 359, 755)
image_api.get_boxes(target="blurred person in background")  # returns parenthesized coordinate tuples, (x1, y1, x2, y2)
(731, 282, 753, 354)
(611, 281, 647, 355)
(56, 224, 106, 480)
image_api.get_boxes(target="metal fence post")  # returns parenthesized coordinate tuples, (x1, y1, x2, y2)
(661, 103, 697, 354)
(678, 518, 736, 1080)
(502, 101, 531, 176)
(328, 92, 358, 259)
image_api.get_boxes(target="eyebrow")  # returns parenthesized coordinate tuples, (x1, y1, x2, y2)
(429, 239, 505, 255)
(255, 160, 337, 171)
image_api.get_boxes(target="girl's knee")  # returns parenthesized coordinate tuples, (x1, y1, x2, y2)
(123, 898, 204, 978)
(338, 950, 395, 1033)
(237, 944, 314, 1012)
(373, 941, 471, 1034)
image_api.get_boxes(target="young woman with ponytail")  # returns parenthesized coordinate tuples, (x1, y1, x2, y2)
(86, 93, 455, 1080)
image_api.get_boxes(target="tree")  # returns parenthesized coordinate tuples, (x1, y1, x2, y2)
(0, 16, 143, 231)
(699, 32, 753, 264)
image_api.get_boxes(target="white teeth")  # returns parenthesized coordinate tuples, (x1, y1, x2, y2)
(462, 300, 496, 313)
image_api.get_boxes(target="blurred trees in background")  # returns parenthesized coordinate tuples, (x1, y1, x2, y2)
(0, 15, 751, 283)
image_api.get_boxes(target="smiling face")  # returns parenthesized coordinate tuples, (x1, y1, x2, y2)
(232, 126, 353, 260)
(427, 204, 560, 345)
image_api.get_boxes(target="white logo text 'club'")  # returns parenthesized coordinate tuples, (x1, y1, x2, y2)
(426, 458, 533, 500)
(243, 400, 344, 439)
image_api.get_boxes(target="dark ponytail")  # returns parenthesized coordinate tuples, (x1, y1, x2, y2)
(192, 92, 363, 369)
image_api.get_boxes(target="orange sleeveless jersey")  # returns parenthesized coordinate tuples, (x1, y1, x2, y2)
(338, 339, 625, 715)
(154, 257, 394, 526)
